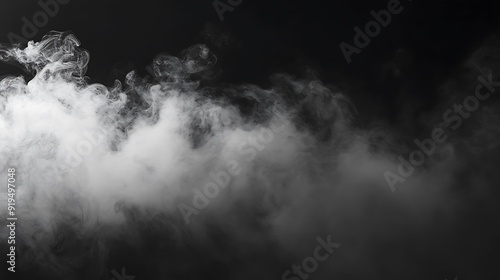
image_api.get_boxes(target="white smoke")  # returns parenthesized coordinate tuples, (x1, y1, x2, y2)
(0, 31, 499, 279)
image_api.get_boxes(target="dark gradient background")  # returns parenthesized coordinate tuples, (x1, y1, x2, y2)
(0, 0, 498, 122)
(1, 0, 500, 280)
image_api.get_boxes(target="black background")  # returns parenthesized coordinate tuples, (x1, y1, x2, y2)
(1, 1, 500, 279)
(1, 0, 499, 123)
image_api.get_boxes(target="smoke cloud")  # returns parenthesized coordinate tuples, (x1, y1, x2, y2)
(0, 31, 499, 280)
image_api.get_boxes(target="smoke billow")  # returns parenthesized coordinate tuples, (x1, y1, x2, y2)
(0, 31, 499, 280)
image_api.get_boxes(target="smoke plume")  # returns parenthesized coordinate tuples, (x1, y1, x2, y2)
(0, 31, 499, 280)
